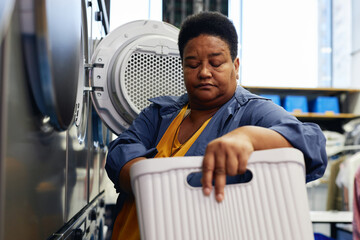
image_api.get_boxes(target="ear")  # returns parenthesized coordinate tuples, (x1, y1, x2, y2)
(234, 57, 240, 79)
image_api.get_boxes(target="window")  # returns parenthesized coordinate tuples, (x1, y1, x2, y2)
(237, 0, 326, 88)
(110, 0, 357, 88)
(109, 0, 162, 31)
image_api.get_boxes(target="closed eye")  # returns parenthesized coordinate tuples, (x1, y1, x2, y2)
(186, 64, 199, 69)
(210, 59, 226, 68)
(211, 62, 222, 68)
(184, 60, 200, 69)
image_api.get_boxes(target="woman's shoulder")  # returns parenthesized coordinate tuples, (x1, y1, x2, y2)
(234, 86, 268, 105)
(147, 94, 188, 115)
(149, 94, 187, 105)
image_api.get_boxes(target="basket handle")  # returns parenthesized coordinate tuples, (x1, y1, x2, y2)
(186, 169, 253, 188)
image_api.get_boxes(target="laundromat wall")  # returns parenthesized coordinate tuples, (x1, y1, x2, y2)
(0, 0, 111, 239)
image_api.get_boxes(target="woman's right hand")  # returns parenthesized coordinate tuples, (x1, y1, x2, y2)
(119, 157, 147, 193)
(201, 126, 292, 203)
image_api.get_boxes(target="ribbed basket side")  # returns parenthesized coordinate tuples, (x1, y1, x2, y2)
(133, 161, 313, 240)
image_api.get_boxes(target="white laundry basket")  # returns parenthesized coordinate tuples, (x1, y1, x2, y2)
(130, 148, 314, 240)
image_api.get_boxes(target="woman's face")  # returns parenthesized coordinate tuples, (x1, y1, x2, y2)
(182, 34, 239, 110)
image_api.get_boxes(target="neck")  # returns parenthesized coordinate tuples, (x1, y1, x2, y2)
(176, 105, 215, 145)
(187, 106, 219, 124)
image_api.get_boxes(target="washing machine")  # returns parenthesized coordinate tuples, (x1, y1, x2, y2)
(1, 0, 79, 238)
(58, 0, 109, 239)
(0, 0, 107, 239)
(1, 0, 185, 239)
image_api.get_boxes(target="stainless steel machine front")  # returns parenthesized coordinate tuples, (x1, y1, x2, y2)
(0, 0, 109, 239)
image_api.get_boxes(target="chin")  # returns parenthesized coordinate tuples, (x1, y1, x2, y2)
(195, 94, 217, 102)
(191, 95, 222, 107)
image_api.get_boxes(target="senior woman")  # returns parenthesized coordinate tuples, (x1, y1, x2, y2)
(106, 11, 327, 239)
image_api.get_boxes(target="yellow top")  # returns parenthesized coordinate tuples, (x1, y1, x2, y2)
(155, 104, 212, 158)
(111, 105, 212, 240)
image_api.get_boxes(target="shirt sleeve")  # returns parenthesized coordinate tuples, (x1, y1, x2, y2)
(244, 99, 327, 182)
(105, 104, 160, 192)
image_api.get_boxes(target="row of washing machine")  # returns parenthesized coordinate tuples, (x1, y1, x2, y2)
(0, 0, 109, 239)
(0, 0, 186, 239)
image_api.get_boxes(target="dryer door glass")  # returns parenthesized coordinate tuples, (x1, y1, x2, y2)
(91, 20, 186, 135)
(20, 0, 82, 131)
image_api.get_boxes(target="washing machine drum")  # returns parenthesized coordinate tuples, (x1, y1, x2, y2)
(91, 20, 186, 135)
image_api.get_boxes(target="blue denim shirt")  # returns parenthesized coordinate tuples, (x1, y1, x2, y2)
(106, 86, 327, 193)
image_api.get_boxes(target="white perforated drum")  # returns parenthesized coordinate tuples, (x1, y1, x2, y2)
(90, 20, 186, 135)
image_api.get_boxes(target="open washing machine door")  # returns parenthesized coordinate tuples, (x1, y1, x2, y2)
(90, 20, 186, 135)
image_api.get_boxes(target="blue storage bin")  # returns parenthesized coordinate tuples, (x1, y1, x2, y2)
(314, 232, 335, 240)
(260, 94, 281, 106)
(283, 95, 308, 113)
(310, 96, 340, 114)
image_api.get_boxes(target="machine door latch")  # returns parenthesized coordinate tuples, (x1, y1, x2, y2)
(83, 86, 93, 92)
(84, 63, 93, 69)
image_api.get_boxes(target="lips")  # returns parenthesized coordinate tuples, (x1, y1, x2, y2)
(196, 83, 215, 88)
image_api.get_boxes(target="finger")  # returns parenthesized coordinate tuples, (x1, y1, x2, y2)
(202, 149, 215, 196)
(226, 150, 238, 176)
(237, 151, 251, 174)
(214, 167, 226, 202)
(214, 148, 226, 202)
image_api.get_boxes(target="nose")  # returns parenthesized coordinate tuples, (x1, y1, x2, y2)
(198, 64, 212, 79)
